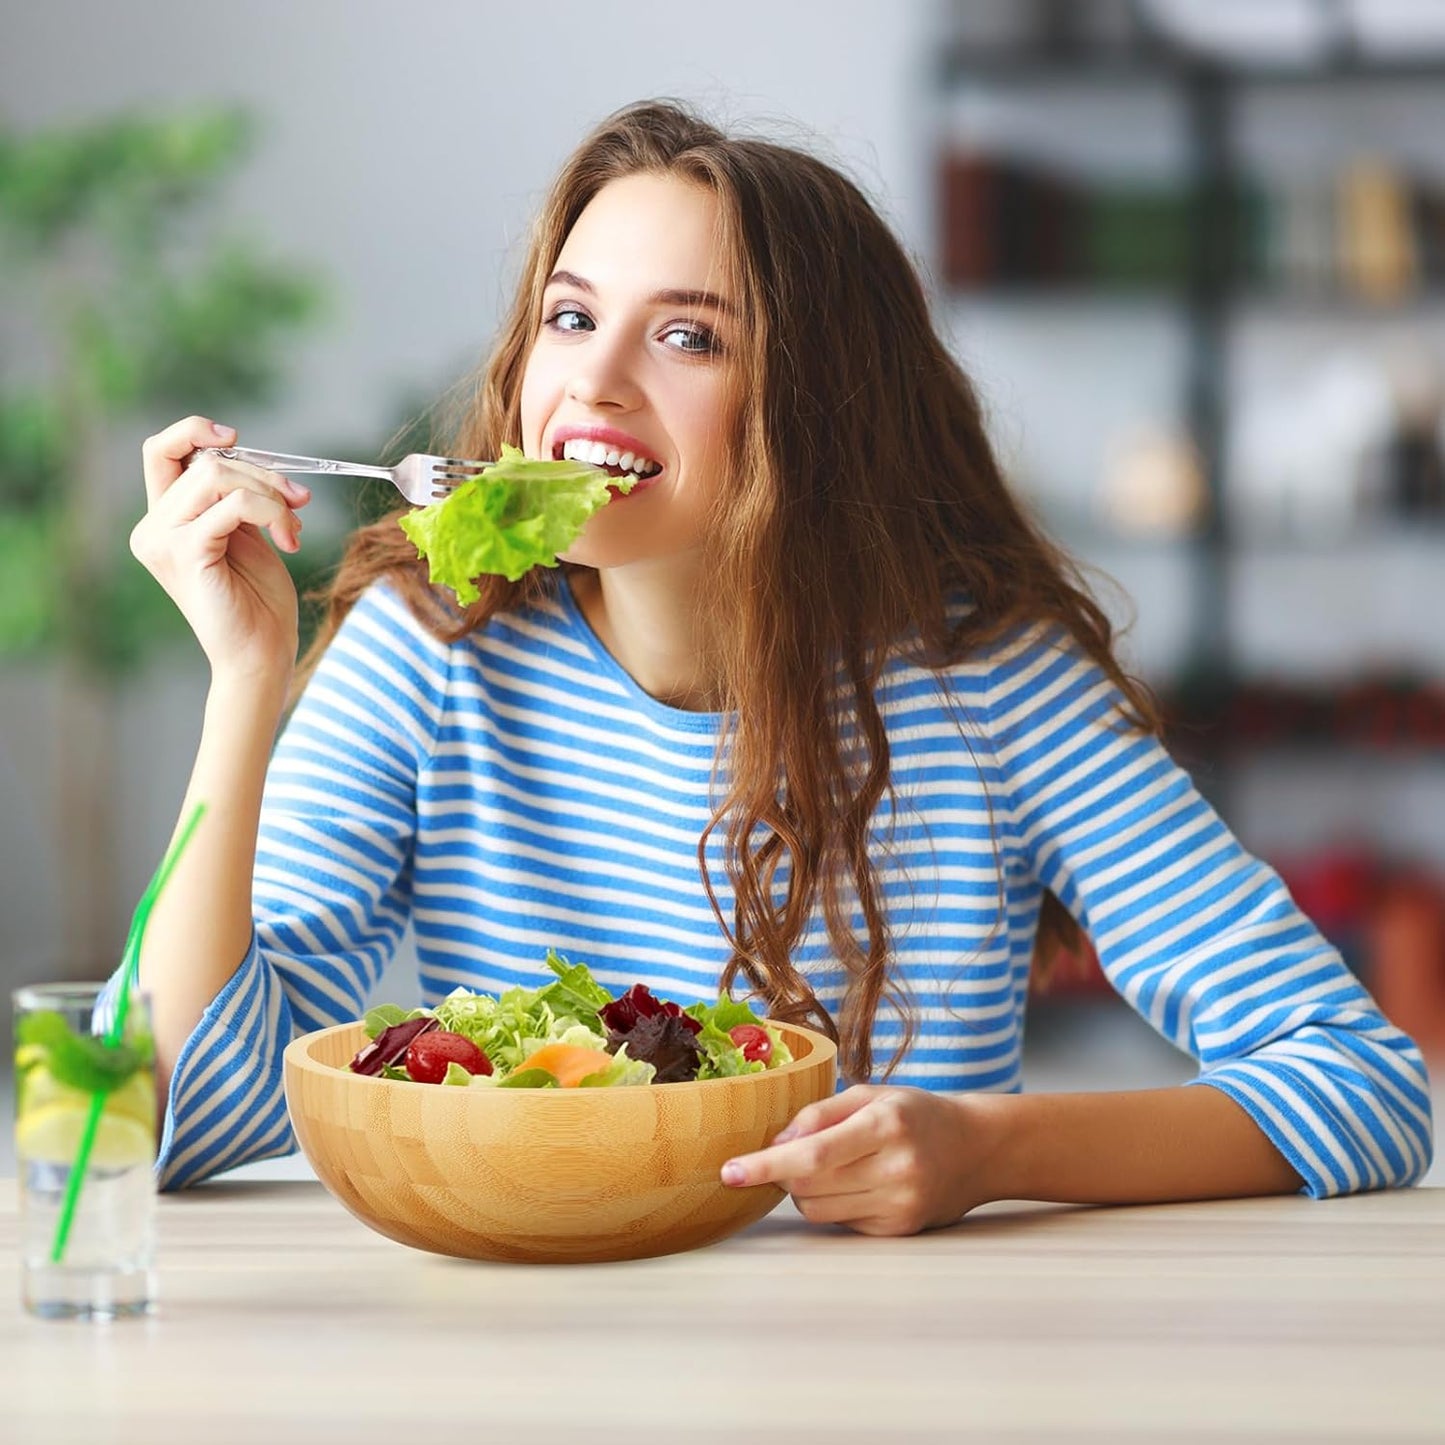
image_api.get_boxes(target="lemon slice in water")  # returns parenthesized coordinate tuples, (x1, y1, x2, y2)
(16, 1101, 155, 1170)
(19, 1064, 155, 1125)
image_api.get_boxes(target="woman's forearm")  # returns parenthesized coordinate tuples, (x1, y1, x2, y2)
(138, 669, 291, 1102)
(982, 1084, 1305, 1206)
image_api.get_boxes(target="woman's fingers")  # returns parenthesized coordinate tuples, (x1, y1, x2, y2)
(722, 1099, 878, 1189)
(159, 448, 310, 528)
(132, 418, 310, 601)
(721, 1086, 883, 1188)
(131, 417, 306, 679)
(141, 416, 238, 505)
(134, 481, 300, 574)
(184, 484, 303, 557)
(769, 1084, 883, 1146)
(790, 1183, 880, 1228)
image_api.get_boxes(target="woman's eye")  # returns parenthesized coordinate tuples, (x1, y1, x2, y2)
(661, 324, 721, 356)
(546, 305, 593, 334)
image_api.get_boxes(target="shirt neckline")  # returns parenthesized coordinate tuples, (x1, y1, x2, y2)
(556, 572, 728, 733)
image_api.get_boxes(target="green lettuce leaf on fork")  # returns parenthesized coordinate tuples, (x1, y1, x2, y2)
(398, 443, 633, 604)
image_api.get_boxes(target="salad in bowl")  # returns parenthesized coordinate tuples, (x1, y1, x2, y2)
(346, 952, 793, 1090)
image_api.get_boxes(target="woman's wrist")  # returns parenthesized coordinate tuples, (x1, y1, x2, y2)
(957, 1086, 1304, 1208)
(954, 1091, 1030, 1205)
(964, 1090, 1133, 1205)
(207, 660, 294, 724)
(955, 1090, 1120, 1208)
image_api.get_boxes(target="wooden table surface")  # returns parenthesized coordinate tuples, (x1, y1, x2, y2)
(2, 1180, 1443, 1443)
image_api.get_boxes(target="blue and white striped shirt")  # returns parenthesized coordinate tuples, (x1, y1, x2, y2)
(151, 577, 1434, 1195)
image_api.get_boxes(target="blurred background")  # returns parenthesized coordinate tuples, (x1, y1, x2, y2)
(2, 0, 1442, 1176)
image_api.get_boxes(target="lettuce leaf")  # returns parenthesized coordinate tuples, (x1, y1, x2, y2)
(363, 1003, 414, 1040)
(693, 1017, 764, 1079)
(434, 986, 555, 1075)
(398, 443, 631, 604)
(515, 1022, 611, 1062)
(684, 995, 794, 1079)
(537, 950, 613, 1033)
(492, 1067, 557, 1089)
(685, 996, 763, 1034)
(577, 1045, 656, 1087)
(761, 1023, 794, 1068)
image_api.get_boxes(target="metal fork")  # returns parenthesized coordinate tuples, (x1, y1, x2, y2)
(198, 445, 489, 505)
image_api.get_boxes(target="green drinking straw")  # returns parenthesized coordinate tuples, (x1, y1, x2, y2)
(50, 800, 209, 1264)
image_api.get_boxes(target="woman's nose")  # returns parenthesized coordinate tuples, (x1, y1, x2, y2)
(564, 336, 642, 411)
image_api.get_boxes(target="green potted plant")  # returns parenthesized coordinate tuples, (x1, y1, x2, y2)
(0, 107, 325, 974)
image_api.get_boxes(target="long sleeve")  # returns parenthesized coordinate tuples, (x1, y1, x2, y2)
(152, 583, 446, 1188)
(987, 625, 1434, 1197)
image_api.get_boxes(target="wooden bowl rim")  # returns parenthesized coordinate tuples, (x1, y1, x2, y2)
(284, 1016, 838, 1093)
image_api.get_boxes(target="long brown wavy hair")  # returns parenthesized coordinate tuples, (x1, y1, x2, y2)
(295, 100, 1159, 1084)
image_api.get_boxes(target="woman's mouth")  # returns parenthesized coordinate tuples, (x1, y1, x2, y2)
(555, 436, 663, 483)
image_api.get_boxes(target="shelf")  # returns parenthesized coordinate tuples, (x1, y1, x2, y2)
(1163, 678, 1445, 756)
(944, 283, 1445, 312)
(938, 48, 1445, 89)
(930, 31, 1445, 731)
(1226, 530, 1445, 558)
(1229, 288, 1445, 315)
(1047, 524, 1445, 557)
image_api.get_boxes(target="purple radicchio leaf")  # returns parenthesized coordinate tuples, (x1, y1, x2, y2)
(348, 1016, 439, 1076)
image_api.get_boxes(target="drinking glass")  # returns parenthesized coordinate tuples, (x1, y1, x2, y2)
(13, 981, 157, 1319)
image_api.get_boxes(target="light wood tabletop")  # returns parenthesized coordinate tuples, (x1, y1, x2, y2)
(2, 1180, 1443, 1443)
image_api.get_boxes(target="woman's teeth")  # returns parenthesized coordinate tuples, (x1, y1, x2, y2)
(560, 437, 660, 478)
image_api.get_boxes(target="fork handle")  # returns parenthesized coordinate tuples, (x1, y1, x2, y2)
(200, 445, 395, 482)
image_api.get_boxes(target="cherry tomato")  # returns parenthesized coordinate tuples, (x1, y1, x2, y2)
(729, 1023, 772, 1064)
(404, 1031, 493, 1084)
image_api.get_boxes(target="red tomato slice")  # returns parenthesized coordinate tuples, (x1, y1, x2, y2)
(728, 1023, 772, 1064)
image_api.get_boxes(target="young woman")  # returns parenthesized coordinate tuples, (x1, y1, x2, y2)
(128, 101, 1432, 1234)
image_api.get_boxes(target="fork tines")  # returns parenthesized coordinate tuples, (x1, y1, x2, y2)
(428, 456, 489, 497)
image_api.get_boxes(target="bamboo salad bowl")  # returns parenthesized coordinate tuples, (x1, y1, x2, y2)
(282, 1019, 838, 1264)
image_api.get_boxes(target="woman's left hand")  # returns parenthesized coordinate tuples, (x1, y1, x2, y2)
(720, 1084, 1005, 1236)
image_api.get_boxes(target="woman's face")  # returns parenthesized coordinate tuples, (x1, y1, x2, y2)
(520, 172, 739, 570)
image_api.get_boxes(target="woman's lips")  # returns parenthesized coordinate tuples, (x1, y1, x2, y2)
(552, 424, 652, 451)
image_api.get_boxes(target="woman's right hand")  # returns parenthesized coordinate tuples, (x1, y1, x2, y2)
(131, 417, 312, 685)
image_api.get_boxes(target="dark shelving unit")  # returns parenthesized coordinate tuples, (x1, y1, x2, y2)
(937, 48, 1445, 89)
(937, 11, 1445, 1006)
(935, 35, 1445, 804)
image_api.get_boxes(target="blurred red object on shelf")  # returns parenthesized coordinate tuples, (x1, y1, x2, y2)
(1031, 931, 1108, 997)
(1164, 678, 1445, 752)
(1367, 871, 1445, 1062)
(1276, 848, 1378, 946)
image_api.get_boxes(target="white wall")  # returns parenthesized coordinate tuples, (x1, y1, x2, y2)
(6, 1, 1445, 986)
(0, 0, 933, 450)
(0, 0, 935, 983)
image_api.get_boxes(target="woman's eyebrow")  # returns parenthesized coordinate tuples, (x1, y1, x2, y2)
(653, 286, 736, 317)
(545, 269, 736, 316)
